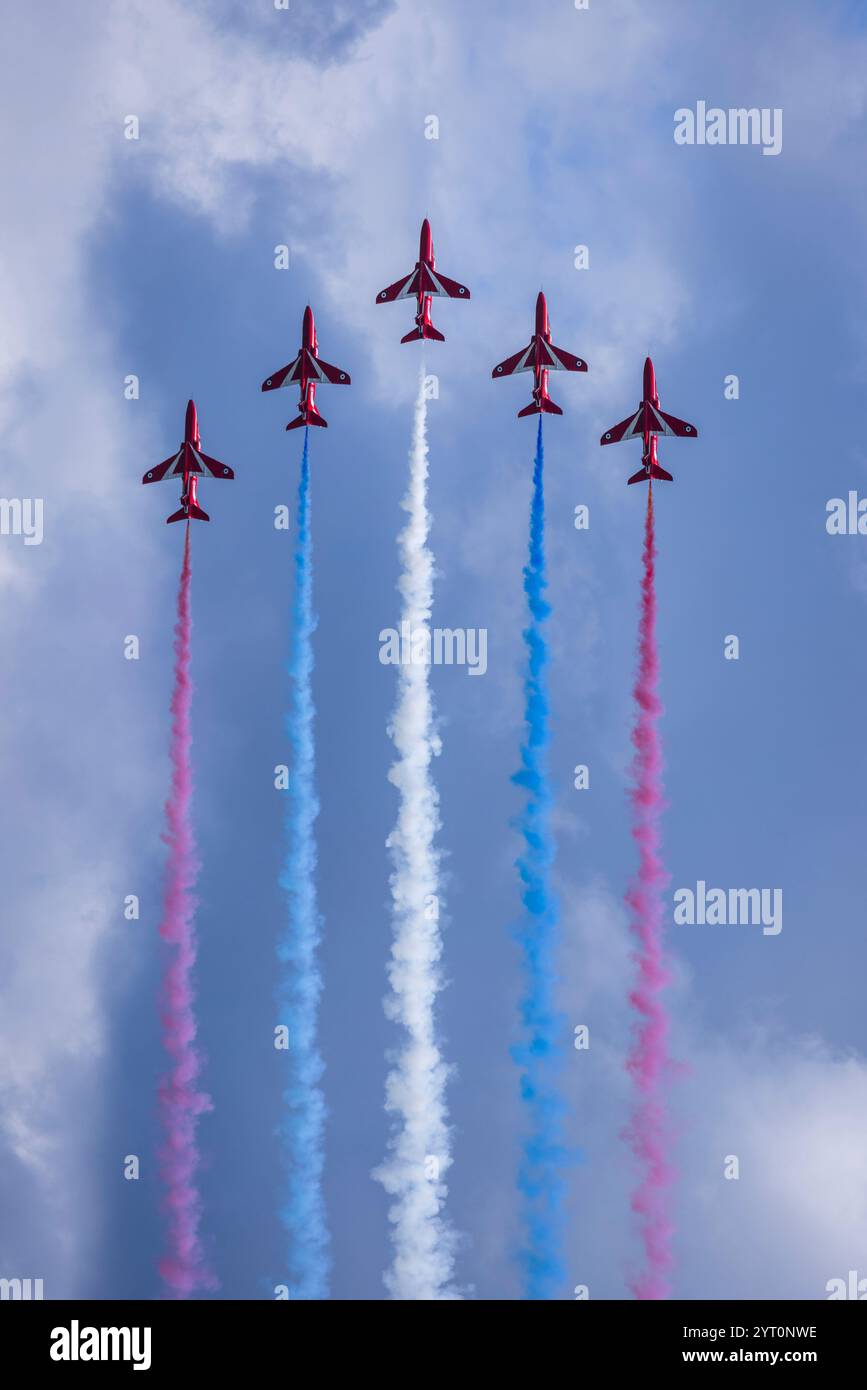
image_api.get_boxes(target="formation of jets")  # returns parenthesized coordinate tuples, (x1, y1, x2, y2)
(143, 217, 698, 521)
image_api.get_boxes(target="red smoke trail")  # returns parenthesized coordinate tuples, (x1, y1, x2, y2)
(157, 526, 215, 1296)
(625, 485, 674, 1299)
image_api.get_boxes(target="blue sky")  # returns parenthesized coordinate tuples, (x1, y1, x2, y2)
(2, 0, 867, 1300)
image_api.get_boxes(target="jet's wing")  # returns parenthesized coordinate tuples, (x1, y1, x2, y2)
(376, 268, 420, 303)
(261, 354, 303, 391)
(142, 448, 183, 484)
(422, 266, 471, 300)
(492, 342, 535, 378)
(543, 341, 588, 373)
(309, 355, 351, 386)
(193, 448, 235, 480)
(652, 405, 697, 438)
(600, 408, 644, 445)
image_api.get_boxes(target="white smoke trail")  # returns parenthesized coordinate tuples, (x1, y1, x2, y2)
(374, 369, 460, 1301)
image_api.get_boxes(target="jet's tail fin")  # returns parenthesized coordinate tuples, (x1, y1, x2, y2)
(402, 322, 445, 344)
(628, 462, 672, 486)
(518, 396, 563, 419)
(167, 503, 209, 523)
(286, 407, 327, 431)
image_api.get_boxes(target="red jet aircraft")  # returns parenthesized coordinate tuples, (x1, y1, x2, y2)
(261, 305, 351, 430)
(376, 218, 470, 343)
(142, 399, 234, 523)
(492, 291, 587, 417)
(601, 358, 698, 484)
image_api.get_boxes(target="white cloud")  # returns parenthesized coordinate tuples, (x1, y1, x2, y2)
(0, 3, 167, 1288)
(553, 883, 867, 1298)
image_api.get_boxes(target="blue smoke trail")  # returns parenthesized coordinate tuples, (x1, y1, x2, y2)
(276, 430, 330, 1299)
(512, 418, 568, 1299)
